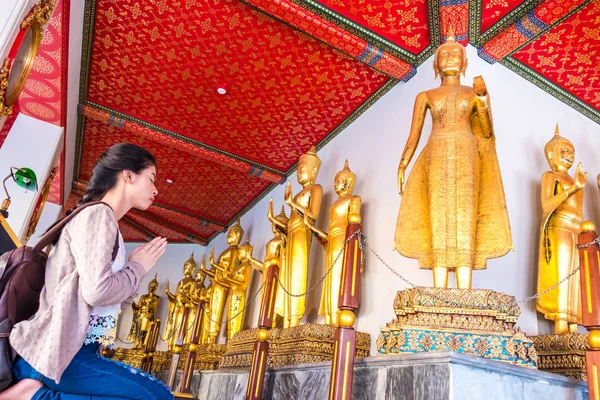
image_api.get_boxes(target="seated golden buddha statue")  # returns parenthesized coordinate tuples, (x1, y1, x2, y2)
(164, 253, 196, 349)
(394, 27, 512, 289)
(536, 126, 585, 333)
(127, 274, 160, 348)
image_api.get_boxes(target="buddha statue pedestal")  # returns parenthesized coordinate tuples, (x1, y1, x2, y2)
(219, 324, 370, 368)
(110, 348, 171, 372)
(530, 333, 588, 380)
(377, 287, 537, 368)
(193, 343, 228, 371)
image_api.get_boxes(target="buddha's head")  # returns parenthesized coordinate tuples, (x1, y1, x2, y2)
(272, 206, 289, 235)
(334, 160, 356, 197)
(239, 239, 254, 261)
(183, 253, 196, 277)
(434, 26, 467, 79)
(195, 263, 206, 282)
(545, 124, 574, 172)
(227, 219, 244, 246)
(297, 146, 321, 186)
(148, 274, 159, 293)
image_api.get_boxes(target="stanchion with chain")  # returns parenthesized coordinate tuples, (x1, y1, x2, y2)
(246, 260, 279, 400)
(167, 307, 190, 391)
(140, 319, 161, 372)
(329, 207, 363, 400)
(173, 300, 205, 399)
(578, 221, 600, 399)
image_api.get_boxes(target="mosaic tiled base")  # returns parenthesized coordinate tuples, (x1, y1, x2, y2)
(378, 327, 537, 367)
(219, 324, 370, 368)
(378, 287, 537, 368)
(531, 333, 588, 380)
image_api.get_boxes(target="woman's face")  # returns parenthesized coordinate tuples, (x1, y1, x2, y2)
(129, 165, 158, 210)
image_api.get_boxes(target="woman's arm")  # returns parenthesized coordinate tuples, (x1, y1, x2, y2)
(71, 205, 146, 307)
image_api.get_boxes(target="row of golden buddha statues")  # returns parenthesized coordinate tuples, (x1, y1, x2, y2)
(126, 148, 362, 349)
(124, 30, 590, 383)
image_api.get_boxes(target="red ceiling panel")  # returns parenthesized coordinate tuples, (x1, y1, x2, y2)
(79, 119, 272, 224)
(313, 0, 430, 53)
(85, 0, 389, 171)
(511, 1, 600, 113)
(481, 0, 527, 32)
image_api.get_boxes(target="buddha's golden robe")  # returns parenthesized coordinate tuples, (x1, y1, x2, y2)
(536, 174, 583, 324)
(395, 87, 512, 270)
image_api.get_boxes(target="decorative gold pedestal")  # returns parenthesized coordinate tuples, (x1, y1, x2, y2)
(219, 324, 370, 369)
(377, 287, 537, 368)
(194, 343, 228, 370)
(531, 333, 588, 380)
(111, 348, 171, 372)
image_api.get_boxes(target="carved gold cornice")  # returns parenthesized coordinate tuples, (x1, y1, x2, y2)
(0, 60, 11, 116)
(21, 0, 57, 29)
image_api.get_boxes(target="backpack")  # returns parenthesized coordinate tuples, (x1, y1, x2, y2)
(0, 201, 119, 390)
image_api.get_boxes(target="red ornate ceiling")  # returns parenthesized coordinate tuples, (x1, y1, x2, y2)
(480, 0, 526, 33)
(2, 0, 598, 244)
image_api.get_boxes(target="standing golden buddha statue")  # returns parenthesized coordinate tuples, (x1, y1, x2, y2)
(224, 239, 253, 340)
(304, 160, 361, 326)
(127, 274, 160, 348)
(200, 257, 214, 345)
(536, 125, 585, 333)
(395, 28, 512, 289)
(164, 253, 196, 349)
(202, 221, 244, 343)
(186, 267, 207, 344)
(259, 202, 289, 325)
(270, 146, 323, 328)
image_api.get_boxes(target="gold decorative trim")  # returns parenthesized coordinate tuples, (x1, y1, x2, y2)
(21, 0, 57, 29)
(25, 167, 57, 241)
(531, 333, 588, 381)
(5, 22, 43, 106)
(0, 60, 12, 116)
(220, 324, 370, 369)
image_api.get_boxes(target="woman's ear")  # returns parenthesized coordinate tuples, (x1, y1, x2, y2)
(122, 169, 134, 183)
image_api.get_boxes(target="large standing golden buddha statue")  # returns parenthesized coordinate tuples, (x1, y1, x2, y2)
(395, 28, 512, 289)
(304, 160, 361, 326)
(127, 274, 160, 348)
(164, 254, 196, 349)
(536, 125, 585, 333)
(271, 147, 323, 327)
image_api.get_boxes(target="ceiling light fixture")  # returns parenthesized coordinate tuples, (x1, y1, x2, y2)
(216, 84, 228, 95)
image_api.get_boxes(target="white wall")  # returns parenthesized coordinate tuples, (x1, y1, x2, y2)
(0, 114, 63, 240)
(63, 0, 85, 202)
(117, 45, 600, 354)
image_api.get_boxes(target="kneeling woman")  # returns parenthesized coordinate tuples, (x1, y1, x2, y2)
(2, 143, 172, 400)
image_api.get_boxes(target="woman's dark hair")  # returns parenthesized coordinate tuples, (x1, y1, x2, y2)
(76, 143, 156, 209)
(46, 143, 155, 238)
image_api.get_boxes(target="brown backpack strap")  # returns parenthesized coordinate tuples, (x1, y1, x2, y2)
(32, 201, 114, 253)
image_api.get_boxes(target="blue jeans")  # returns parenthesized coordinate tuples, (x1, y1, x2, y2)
(13, 344, 173, 400)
